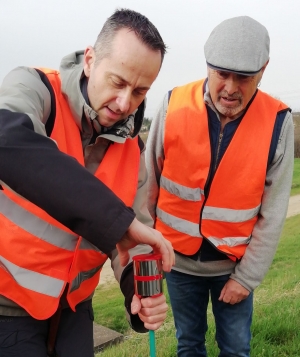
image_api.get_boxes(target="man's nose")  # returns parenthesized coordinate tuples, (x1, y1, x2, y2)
(224, 76, 239, 95)
(116, 90, 131, 113)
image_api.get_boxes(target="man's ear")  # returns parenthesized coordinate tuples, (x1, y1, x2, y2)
(206, 66, 211, 78)
(257, 59, 269, 84)
(260, 60, 269, 75)
(83, 46, 95, 78)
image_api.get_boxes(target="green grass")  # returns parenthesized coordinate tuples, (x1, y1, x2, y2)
(291, 158, 300, 196)
(94, 214, 300, 356)
(93, 283, 129, 334)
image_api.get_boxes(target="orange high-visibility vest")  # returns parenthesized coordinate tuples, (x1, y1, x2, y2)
(0, 68, 140, 319)
(155, 79, 288, 261)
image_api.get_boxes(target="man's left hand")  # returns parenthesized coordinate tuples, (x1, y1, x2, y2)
(218, 278, 250, 304)
(131, 294, 168, 330)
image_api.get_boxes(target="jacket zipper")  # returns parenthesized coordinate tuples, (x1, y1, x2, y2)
(214, 132, 223, 172)
(198, 129, 236, 261)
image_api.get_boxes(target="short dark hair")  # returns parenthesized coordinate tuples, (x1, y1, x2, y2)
(94, 8, 167, 64)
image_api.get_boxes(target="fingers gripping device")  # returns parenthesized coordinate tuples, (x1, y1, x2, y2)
(133, 253, 163, 357)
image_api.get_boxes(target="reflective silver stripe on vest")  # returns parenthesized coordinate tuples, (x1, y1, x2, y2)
(202, 204, 260, 223)
(156, 207, 201, 237)
(160, 176, 203, 202)
(0, 256, 64, 297)
(79, 238, 102, 252)
(207, 236, 251, 247)
(0, 192, 78, 251)
(69, 264, 104, 293)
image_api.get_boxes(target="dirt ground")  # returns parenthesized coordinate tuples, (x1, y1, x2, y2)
(98, 195, 300, 285)
(286, 195, 300, 218)
(99, 260, 115, 286)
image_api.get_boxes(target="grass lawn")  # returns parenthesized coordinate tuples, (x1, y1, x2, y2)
(94, 214, 300, 356)
(291, 158, 300, 195)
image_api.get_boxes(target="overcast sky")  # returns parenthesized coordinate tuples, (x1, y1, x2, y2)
(1, 0, 300, 118)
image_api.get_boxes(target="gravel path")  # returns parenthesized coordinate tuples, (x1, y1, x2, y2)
(99, 195, 300, 285)
(286, 194, 300, 218)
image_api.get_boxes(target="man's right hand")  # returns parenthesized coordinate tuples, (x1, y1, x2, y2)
(131, 293, 168, 330)
(116, 218, 175, 272)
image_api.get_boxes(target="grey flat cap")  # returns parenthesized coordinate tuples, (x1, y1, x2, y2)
(204, 16, 270, 76)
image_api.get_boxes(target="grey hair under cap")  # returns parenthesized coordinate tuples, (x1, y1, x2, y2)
(204, 16, 270, 76)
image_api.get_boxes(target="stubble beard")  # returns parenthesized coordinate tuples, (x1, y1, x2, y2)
(215, 93, 243, 119)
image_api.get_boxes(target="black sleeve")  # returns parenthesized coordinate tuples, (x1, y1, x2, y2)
(0, 109, 135, 254)
(120, 262, 148, 333)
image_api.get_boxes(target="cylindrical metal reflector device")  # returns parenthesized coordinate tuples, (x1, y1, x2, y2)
(133, 253, 163, 298)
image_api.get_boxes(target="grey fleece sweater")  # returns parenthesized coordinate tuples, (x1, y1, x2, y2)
(146, 84, 294, 292)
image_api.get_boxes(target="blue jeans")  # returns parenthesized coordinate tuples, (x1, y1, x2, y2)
(165, 270, 253, 357)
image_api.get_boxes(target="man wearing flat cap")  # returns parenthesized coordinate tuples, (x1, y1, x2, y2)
(146, 16, 294, 356)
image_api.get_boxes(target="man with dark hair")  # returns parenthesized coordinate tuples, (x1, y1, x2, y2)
(146, 16, 294, 356)
(93, 8, 166, 64)
(0, 8, 174, 357)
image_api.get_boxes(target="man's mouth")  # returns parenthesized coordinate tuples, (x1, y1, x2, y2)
(219, 94, 241, 107)
(221, 95, 239, 102)
(105, 106, 123, 121)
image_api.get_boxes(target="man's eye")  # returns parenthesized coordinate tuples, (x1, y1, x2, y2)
(133, 89, 147, 97)
(111, 80, 124, 88)
(237, 74, 254, 82)
(216, 71, 229, 79)
(237, 75, 250, 81)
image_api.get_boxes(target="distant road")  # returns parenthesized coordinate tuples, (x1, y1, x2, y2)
(99, 194, 300, 286)
(286, 194, 300, 218)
